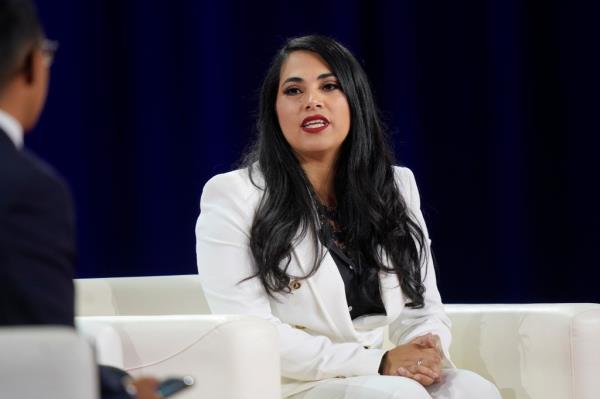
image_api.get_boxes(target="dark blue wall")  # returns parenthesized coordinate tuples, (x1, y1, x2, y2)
(29, 0, 600, 303)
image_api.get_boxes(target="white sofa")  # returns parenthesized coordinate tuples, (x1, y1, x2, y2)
(75, 275, 600, 399)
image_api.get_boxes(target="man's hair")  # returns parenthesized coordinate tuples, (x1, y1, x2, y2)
(0, 0, 43, 93)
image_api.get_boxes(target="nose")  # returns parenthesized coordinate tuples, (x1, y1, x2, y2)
(304, 89, 323, 110)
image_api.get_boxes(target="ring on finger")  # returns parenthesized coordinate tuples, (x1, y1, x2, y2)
(416, 359, 423, 367)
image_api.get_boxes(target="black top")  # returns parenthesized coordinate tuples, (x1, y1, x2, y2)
(315, 202, 386, 320)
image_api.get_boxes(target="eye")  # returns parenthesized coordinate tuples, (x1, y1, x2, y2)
(322, 82, 341, 92)
(283, 86, 302, 96)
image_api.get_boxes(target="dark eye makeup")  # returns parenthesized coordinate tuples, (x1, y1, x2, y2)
(282, 81, 341, 96)
(283, 86, 302, 95)
(322, 82, 340, 91)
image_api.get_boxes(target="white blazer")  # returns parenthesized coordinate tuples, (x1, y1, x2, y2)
(195, 166, 453, 397)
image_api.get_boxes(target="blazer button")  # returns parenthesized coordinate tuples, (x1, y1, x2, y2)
(289, 279, 302, 290)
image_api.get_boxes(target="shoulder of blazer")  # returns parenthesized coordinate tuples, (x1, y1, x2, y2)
(392, 165, 417, 208)
(202, 167, 263, 199)
(200, 167, 264, 218)
(200, 166, 418, 219)
(0, 135, 69, 215)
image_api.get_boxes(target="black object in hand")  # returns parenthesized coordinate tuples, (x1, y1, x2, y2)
(156, 376, 194, 397)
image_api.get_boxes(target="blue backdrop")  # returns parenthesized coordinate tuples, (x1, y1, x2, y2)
(29, 0, 600, 303)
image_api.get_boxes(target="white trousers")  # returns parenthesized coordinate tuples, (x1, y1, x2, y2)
(288, 369, 502, 399)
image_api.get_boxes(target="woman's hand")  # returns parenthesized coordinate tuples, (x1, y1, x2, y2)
(381, 333, 443, 386)
(410, 332, 441, 352)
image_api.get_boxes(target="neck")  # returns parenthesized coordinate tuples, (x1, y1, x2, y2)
(0, 81, 34, 131)
(297, 151, 338, 207)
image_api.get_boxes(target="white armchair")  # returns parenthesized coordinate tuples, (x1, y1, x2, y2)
(0, 326, 98, 399)
(75, 275, 600, 399)
(76, 275, 280, 399)
(77, 314, 280, 399)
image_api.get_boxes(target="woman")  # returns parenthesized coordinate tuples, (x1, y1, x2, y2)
(195, 35, 501, 399)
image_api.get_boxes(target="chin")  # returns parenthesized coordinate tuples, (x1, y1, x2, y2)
(295, 146, 341, 160)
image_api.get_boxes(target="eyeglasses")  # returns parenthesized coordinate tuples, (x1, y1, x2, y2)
(40, 39, 59, 67)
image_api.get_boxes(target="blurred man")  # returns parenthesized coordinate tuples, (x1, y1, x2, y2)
(0, 1, 158, 398)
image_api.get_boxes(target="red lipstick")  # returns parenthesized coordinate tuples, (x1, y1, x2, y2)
(301, 114, 330, 134)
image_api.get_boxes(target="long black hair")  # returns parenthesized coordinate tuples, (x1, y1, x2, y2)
(243, 35, 427, 308)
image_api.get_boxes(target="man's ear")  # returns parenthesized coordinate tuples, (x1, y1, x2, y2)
(22, 50, 35, 85)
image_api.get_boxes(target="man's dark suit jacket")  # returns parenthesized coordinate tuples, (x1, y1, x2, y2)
(0, 128, 131, 399)
(0, 128, 76, 326)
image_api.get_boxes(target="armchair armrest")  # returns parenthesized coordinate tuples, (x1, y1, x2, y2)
(0, 326, 98, 399)
(77, 314, 280, 399)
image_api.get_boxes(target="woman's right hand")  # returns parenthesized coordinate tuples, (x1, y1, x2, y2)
(381, 334, 443, 386)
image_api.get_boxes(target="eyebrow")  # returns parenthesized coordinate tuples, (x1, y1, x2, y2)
(282, 73, 337, 85)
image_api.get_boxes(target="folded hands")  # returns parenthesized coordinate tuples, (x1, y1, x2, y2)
(381, 333, 443, 386)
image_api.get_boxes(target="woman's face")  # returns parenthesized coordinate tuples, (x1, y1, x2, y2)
(275, 50, 351, 161)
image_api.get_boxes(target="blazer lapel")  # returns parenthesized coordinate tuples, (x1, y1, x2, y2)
(379, 269, 405, 321)
(289, 231, 406, 341)
(0, 128, 16, 149)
